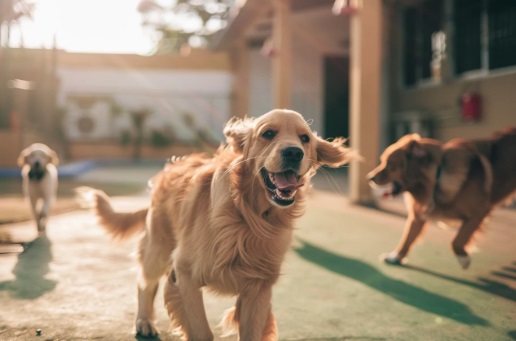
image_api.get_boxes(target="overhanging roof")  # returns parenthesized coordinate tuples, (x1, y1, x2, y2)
(210, 0, 335, 50)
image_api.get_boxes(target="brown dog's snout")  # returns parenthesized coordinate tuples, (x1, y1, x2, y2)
(367, 169, 382, 184)
(281, 146, 304, 163)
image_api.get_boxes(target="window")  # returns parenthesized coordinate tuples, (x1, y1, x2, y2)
(488, 0, 516, 70)
(454, 0, 516, 75)
(403, 0, 444, 87)
(454, 0, 482, 73)
(403, 0, 516, 87)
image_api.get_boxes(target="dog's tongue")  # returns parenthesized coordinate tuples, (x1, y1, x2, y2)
(274, 171, 302, 190)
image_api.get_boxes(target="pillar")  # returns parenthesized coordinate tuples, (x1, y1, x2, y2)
(272, 0, 292, 109)
(349, 0, 383, 204)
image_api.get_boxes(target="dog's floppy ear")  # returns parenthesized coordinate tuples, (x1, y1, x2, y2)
(407, 139, 428, 158)
(223, 116, 253, 153)
(48, 149, 59, 166)
(405, 139, 440, 167)
(17, 148, 29, 167)
(316, 136, 355, 168)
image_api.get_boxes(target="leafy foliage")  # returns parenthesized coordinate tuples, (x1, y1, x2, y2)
(138, 0, 233, 53)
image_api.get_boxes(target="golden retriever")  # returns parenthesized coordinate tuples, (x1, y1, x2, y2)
(368, 127, 516, 269)
(18, 143, 59, 233)
(78, 109, 353, 340)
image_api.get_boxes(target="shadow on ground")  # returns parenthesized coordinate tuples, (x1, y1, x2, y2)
(293, 239, 489, 326)
(0, 234, 56, 299)
(401, 263, 516, 302)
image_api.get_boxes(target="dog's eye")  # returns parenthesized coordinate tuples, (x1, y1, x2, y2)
(300, 134, 310, 143)
(261, 130, 276, 140)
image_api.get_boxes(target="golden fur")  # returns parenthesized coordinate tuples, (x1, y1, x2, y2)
(368, 128, 516, 269)
(18, 143, 59, 233)
(78, 109, 353, 340)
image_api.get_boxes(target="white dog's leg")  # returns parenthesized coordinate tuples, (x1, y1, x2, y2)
(38, 195, 53, 232)
(28, 195, 43, 231)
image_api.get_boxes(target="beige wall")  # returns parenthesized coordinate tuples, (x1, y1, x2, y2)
(387, 4, 516, 143)
(0, 131, 67, 168)
(68, 142, 198, 161)
(394, 71, 516, 142)
(0, 132, 21, 167)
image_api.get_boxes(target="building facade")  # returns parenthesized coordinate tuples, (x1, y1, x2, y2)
(211, 0, 516, 203)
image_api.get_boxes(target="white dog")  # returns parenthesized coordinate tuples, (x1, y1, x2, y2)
(18, 143, 59, 233)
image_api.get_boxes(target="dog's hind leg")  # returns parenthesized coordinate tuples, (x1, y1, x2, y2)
(136, 275, 160, 337)
(135, 235, 161, 337)
(452, 215, 486, 269)
(135, 229, 172, 337)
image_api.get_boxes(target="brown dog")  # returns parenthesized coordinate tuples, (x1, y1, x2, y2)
(77, 109, 353, 340)
(368, 127, 516, 269)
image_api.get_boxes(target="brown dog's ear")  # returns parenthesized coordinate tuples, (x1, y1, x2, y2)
(316, 136, 355, 168)
(407, 140, 428, 158)
(223, 116, 253, 153)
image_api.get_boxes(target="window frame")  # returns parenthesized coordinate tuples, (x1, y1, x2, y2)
(402, 0, 516, 89)
(401, 0, 445, 89)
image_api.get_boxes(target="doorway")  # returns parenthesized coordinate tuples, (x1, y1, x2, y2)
(323, 56, 349, 139)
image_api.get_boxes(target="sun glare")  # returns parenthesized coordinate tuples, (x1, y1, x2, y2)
(11, 0, 155, 54)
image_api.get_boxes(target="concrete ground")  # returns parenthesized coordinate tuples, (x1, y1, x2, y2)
(0, 165, 515, 341)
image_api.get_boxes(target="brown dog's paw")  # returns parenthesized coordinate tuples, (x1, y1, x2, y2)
(456, 255, 471, 270)
(135, 319, 158, 338)
(380, 252, 407, 265)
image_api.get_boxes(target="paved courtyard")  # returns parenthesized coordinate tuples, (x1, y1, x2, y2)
(0, 165, 515, 341)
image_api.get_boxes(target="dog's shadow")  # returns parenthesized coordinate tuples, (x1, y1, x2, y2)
(294, 239, 488, 326)
(0, 234, 57, 299)
(402, 262, 516, 302)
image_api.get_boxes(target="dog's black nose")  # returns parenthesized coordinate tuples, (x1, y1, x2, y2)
(281, 146, 304, 162)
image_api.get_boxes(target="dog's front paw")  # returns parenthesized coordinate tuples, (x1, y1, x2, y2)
(380, 252, 407, 265)
(37, 217, 47, 233)
(456, 255, 471, 269)
(135, 319, 158, 338)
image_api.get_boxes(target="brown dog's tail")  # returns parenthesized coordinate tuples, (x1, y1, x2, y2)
(76, 187, 148, 240)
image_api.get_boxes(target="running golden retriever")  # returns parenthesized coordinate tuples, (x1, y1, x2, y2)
(368, 127, 516, 269)
(78, 109, 353, 340)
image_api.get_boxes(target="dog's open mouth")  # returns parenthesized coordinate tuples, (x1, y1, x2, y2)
(371, 181, 403, 199)
(261, 168, 304, 207)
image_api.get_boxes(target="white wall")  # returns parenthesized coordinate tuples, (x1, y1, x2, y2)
(248, 50, 274, 119)
(58, 68, 232, 142)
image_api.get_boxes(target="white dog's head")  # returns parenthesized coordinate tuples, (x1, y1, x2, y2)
(18, 143, 59, 180)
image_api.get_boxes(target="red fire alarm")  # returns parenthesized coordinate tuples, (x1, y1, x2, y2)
(461, 92, 482, 121)
(332, 0, 358, 15)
